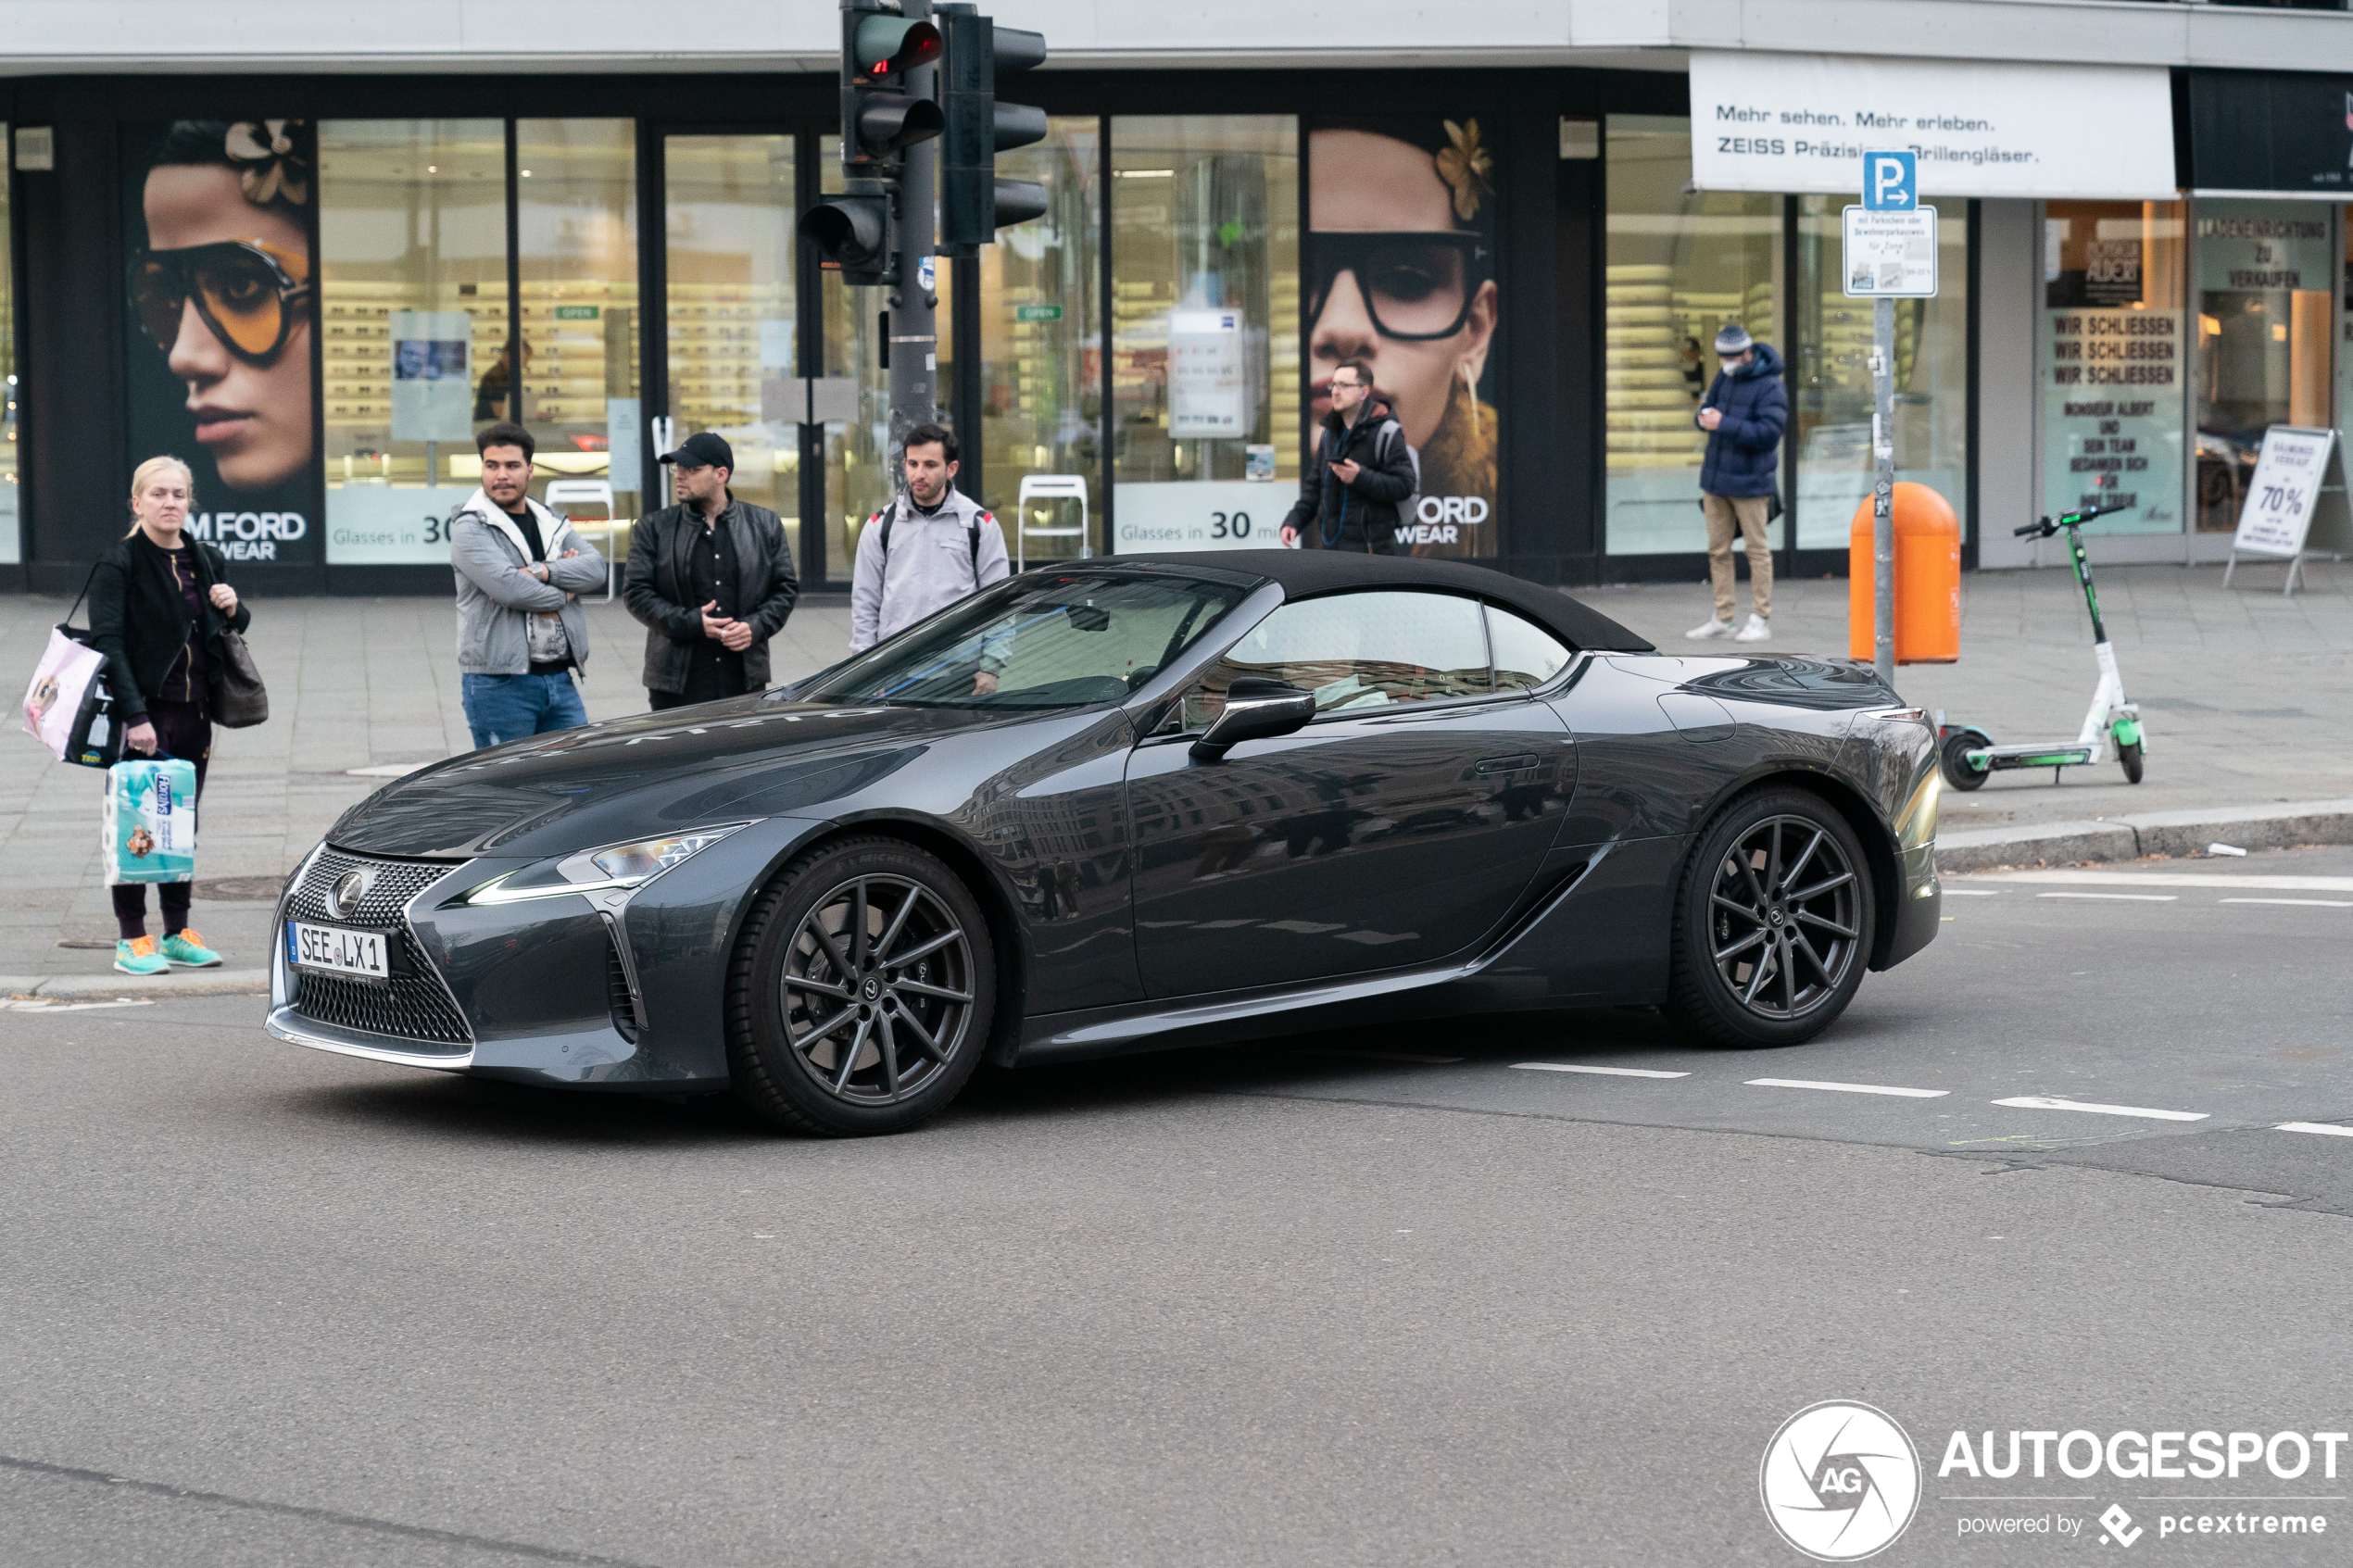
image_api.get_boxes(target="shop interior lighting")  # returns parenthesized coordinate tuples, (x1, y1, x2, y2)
(1118, 168, 1174, 179)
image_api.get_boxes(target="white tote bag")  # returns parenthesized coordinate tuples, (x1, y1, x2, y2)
(21, 627, 106, 762)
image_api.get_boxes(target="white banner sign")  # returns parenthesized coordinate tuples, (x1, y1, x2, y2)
(2233, 426, 2351, 559)
(1689, 53, 2177, 200)
(1114, 480, 1277, 554)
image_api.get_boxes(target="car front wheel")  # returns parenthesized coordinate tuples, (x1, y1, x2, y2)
(1666, 791, 1875, 1048)
(728, 837, 996, 1136)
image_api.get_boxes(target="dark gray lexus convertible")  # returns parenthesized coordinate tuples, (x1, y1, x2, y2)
(269, 551, 1942, 1135)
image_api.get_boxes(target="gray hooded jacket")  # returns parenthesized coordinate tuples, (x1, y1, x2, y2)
(449, 488, 607, 675)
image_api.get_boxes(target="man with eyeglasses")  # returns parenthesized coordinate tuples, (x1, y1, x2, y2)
(1688, 324, 1787, 645)
(1279, 361, 1417, 553)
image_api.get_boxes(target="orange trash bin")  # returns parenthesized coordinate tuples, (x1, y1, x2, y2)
(1847, 483, 1960, 664)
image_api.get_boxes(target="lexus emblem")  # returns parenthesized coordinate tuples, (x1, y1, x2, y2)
(328, 869, 368, 920)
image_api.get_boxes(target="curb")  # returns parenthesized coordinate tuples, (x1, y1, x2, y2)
(6, 969, 272, 1000)
(1938, 797, 2353, 872)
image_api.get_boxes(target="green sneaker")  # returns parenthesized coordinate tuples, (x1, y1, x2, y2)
(114, 935, 170, 975)
(160, 929, 224, 969)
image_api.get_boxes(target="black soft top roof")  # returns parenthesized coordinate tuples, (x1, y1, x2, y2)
(1098, 550, 1655, 653)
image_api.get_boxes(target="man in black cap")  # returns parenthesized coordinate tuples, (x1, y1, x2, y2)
(623, 431, 799, 710)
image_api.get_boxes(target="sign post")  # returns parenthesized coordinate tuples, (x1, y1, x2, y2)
(1844, 151, 1936, 686)
(2225, 425, 2353, 597)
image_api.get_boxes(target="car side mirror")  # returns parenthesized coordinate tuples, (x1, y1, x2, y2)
(1189, 676, 1315, 763)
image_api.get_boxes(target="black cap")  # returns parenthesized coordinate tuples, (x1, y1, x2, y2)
(659, 431, 734, 470)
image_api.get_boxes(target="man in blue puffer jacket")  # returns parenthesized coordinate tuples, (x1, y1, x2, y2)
(1687, 325, 1787, 644)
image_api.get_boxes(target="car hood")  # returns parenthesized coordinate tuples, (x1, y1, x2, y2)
(325, 696, 1073, 860)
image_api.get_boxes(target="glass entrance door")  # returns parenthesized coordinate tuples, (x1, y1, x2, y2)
(661, 133, 802, 563)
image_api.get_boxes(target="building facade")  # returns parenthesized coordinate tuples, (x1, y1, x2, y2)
(3, 0, 2352, 595)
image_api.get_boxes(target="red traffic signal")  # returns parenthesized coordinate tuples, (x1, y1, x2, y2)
(851, 15, 941, 80)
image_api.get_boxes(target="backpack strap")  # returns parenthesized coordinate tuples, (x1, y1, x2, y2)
(875, 499, 899, 559)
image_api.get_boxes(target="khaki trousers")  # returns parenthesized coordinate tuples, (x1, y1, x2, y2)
(1702, 493, 1773, 623)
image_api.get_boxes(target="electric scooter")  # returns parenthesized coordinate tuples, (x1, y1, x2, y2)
(1936, 502, 2145, 792)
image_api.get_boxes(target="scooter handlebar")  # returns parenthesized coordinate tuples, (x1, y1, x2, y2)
(2016, 501, 2132, 537)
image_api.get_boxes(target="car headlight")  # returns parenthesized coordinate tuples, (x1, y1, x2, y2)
(462, 825, 749, 907)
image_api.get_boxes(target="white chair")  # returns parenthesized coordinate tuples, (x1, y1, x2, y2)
(543, 479, 621, 602)
(1014, 474, 1091, 571)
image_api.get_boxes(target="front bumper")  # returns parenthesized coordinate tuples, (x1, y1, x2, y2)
(265, 818, 829, 1091)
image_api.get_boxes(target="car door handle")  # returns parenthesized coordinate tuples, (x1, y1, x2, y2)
(1475, 754, 1539, 774)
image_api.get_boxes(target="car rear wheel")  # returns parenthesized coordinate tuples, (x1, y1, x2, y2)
(728, 837, 995, 1136)
(1666, 791, 1875, 1049)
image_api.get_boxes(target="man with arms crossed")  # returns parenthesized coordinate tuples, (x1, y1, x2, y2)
(449, 421, 604, 746)
(624, 430, 799, 710)
(849, 423, 1010, 692)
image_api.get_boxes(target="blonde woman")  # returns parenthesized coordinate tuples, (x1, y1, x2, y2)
(87, 456, 251, 976)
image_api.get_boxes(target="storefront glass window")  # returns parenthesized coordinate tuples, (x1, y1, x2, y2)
(1109, 116, 1299, 554)
(1604, 116, 1781, 556)
(0, 128, 16, 565)
(666, 134, 799, 551)
(977, 116, 1101, 566)
(516, 120, 639, 529)
(2039, 201, 2187, 536)
(2192, 199, 2333, 533)
(318, 119, 509, 564)
(1793, 194, 1969, 547)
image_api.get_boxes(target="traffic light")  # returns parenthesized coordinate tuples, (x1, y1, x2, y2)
(937, 6, 1050, 254)
(800, 0, 946, 285)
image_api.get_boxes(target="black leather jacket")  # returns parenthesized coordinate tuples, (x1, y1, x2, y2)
(86, 533, 251, 721)
(623, 498, 799, 694)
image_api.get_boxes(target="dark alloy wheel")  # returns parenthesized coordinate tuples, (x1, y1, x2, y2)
(1667, 792, 1876, 1048)
(729, 838, 995, 1135)
(1940, 732, 1989, 792)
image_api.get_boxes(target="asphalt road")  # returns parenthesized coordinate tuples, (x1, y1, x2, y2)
(5, 849, 2352, 1566)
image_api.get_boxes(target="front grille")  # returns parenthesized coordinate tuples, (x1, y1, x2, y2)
(286, 850, 472, 1052)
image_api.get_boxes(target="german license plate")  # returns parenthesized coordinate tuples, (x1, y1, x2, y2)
(287, 921, 390, 981)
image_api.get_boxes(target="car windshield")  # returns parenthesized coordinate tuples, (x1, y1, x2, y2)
(803, 571, 1250, 710)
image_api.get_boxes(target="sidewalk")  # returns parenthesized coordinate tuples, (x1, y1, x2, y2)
(3, 558, 2347, 986)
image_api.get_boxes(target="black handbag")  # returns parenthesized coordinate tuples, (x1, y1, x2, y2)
(211, 629, 268, 729)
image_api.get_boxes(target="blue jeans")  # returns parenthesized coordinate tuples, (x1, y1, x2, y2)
(461, 671, 588, 749)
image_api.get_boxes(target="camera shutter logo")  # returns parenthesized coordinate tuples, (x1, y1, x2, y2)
(1759, 1400, 1920, 1561)
(328, 869, 369, 922)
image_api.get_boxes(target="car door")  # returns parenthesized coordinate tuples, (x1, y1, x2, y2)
(1125, 590, 1577, 998)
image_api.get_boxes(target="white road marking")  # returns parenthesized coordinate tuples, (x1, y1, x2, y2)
(2276, 1122, 2353, 1137)
(0, 998, 156, 1012)
(2222, 897, 2353, 909)
(1994, 1095, 2208, 1123)
(1967, 870, 2353, 893)
(1747, 1078, 1948, 1098)
(1941, 888, 2003, 897)
(1513, 1062, 1691, 1079)
(2036, 892, 2177, 902)
(1295, 1047, 1464, 1065)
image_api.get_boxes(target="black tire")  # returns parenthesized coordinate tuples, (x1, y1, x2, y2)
(727, 837, 996, 1136)
(1940, 732, 1990, 792)
(2119, 741, 2144, 784)
(1666, 791, 1876, 1049)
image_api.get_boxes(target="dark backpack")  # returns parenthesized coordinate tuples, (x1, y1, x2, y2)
(875, 498, 982, 576)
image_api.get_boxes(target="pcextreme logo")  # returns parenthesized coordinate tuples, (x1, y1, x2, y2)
(1761, 1401, 1923, 1562)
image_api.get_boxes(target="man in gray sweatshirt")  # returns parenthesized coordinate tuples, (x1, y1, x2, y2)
(849, 423, 1010, 684)
(449, 421, 606, 747)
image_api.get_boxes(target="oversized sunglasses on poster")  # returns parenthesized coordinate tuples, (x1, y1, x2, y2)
(1306, 231, 1489, 342)
(127, 238, 312, 367)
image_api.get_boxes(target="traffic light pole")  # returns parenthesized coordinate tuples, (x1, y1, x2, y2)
(888, 0, 939, 492)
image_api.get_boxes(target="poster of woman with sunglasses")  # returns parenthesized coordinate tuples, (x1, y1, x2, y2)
(122, 119, 319, 564)
(1306, 119, 1499, 559)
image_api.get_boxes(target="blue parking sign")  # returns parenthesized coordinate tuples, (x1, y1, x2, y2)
(1863, 150, 1917, 211)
